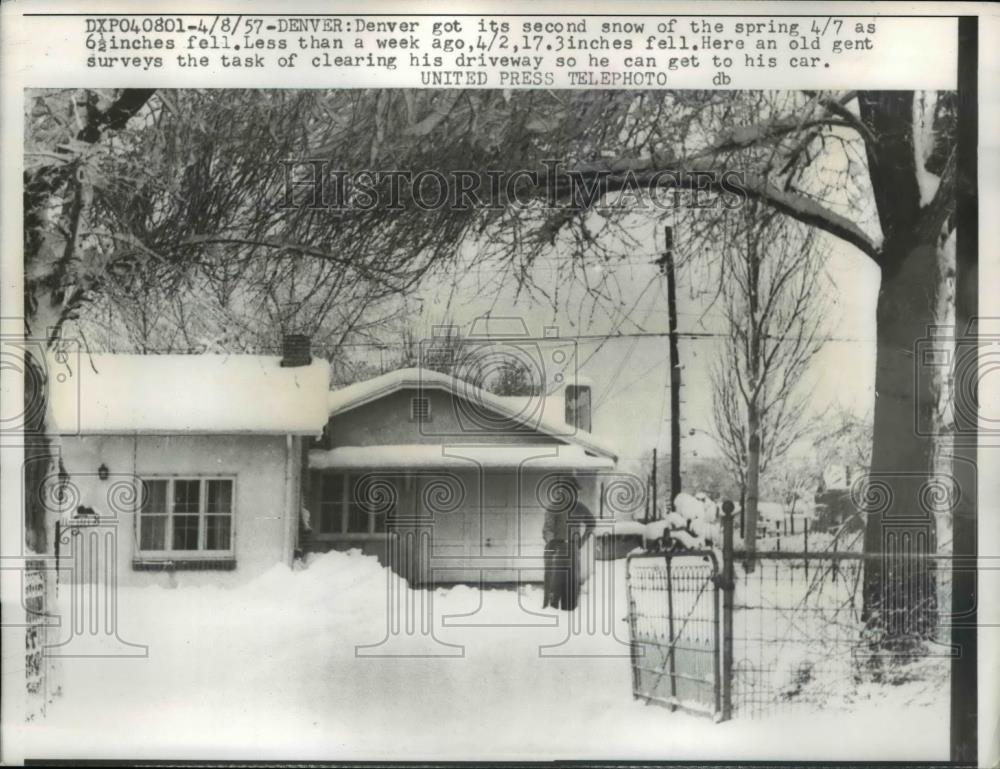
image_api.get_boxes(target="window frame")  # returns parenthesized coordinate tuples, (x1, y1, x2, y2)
(316, 471, 391, 539)
(135, 475, 237, 559)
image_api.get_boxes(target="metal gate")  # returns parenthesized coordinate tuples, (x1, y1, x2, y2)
(625, 550, 721, 719)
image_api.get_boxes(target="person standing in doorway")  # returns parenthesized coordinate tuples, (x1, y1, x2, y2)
(542, 474, 596, 611)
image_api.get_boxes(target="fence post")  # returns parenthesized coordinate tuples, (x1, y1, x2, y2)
(664, 555, 677, 711)
(719, 501, 735, 721)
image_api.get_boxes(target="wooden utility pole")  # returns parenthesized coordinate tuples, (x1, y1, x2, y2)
(663, 227, 683, 503)
(651, 447, 658, 520)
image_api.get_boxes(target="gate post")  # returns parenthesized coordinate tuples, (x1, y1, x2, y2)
(719, 500, 735, 721)
(664, 554, 677, 711)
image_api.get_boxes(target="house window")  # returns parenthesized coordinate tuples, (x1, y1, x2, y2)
(410, 396, 431, 422)
(318, 473, 389, 535)
(137, 477, 234, 555)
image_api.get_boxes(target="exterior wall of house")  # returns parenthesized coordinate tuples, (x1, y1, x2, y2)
(305, 466, 600, 585)
(308, 389, 603, 585)
(324, 389, 564, 448)
(52, 434, 295, 587)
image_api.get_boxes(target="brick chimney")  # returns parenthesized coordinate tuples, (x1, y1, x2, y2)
(280, 334, 312, 367)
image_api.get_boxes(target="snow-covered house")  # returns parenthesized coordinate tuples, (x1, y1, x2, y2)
(305, 368, 618, 585)
(47, 339, 330, 585)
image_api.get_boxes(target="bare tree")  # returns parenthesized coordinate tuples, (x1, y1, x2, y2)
(710, 204, 828, 557)
(816, 404, 875, 476)
(483, 358, 542, 396)
(23, 88, 156, 551)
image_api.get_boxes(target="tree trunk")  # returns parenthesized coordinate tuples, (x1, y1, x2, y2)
(862, 233, 942, 645)
(23, 352, 51, 553)
(744, 411, 761, 561)
(743, 223, 762, 563)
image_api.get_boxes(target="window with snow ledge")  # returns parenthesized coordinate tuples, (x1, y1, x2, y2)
(410, 396, 431, 422)
(132, 558, 236, 572)
(135, 476, 235, 563)
(316, 472, 389, 538)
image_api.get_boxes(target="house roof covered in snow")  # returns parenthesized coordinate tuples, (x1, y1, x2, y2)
(309, 443, 615, 471)
(47, 353, 330, 435)
(325, 367, 618, 461)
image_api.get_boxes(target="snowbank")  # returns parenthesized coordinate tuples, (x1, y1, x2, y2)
(19, 549, 948, 761)
(757, 500, 786, 522)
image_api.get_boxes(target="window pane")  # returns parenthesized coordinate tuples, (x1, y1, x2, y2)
(318, 503, 341, 534)
(205, 515, 231, 550)
(140, 515, 166, 551)
(347, 503, 369, 533)
(173, 514, 199, 550)
(206, 480, 233, 514)
(140, 480, 168, 513)
(321, 474, 344, 503)
(173, 480, 201, 514)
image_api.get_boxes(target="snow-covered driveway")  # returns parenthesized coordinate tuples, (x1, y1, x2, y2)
(23, 551, 947, 761)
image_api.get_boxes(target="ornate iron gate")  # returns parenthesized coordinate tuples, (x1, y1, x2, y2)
(625, 550, 721, 719)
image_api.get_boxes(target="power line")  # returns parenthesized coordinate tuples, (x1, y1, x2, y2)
(332, 329, 872, 348)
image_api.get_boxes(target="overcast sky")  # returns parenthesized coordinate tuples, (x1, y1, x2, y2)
(406, 219, 879, 473)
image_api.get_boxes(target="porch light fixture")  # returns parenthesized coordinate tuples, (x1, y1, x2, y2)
(98, 463, 109, 481)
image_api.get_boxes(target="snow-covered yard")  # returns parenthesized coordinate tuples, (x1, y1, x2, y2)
(23, 551, 948, 761)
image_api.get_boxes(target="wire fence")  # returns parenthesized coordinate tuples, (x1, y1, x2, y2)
(729, 551, 952, 718)
(625, 513, 954, 721)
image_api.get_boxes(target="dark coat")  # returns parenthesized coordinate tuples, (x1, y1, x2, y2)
(543, 498, 596, 547)
(542, 497, 595, 611)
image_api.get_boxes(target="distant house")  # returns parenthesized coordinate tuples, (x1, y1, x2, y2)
(304, 368, 618, 586)
(47, 337, 330, 584)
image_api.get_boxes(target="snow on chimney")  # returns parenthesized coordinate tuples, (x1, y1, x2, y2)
(280, 334, 312, 367)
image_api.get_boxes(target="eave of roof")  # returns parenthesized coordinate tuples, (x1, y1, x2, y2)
(309, 444, 616, 471)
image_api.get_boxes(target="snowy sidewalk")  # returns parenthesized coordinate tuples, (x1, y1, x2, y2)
(21, 551, 947, 761)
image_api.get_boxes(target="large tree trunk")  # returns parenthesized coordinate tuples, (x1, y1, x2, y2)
(855, 90, 955, 647)
(862, 232, 943, 646)
(23, 352, 51, 553)
(743, 226, 763, 562)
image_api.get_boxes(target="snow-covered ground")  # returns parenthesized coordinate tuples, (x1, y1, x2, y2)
(22, 551, 948, 761)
